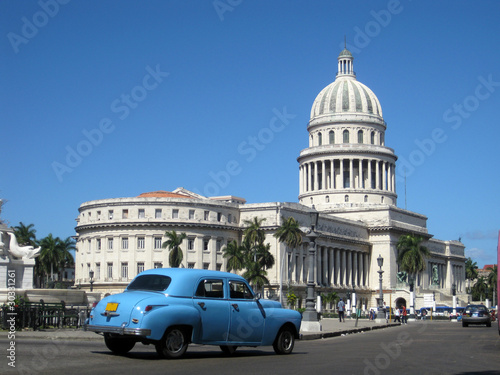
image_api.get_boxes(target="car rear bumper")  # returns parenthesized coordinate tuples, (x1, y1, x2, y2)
(462, 317, 490, 324)
(84, 323, 151, 337)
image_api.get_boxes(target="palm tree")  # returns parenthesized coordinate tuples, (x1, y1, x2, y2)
(255, 243, 275, 270)
(57, 237, 76, 281)
(472, 276, 488, 301)
(396, 234, 430, 278)
(39, 234, 62, 286)
(274, 216, 303, 304)
(162, 230, 187, 268)
(223, 240, 246, 273)
(465, 257, 479, 292)
(243, 217, 266, 246)
(487, 265, 497, 307)
(13, 222, 37, 246)
(243, 261, 269, 294)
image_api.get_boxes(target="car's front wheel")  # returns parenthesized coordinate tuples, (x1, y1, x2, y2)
(156, 327, 189, 359)
(104, 334, 136, 355)
(273, 326, 295, 355)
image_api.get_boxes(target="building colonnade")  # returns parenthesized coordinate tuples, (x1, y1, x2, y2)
(299, 157, 396, 194)
(284, 241, 371, 289)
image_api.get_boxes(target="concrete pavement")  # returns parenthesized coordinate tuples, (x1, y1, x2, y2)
(13, 318, 401, 341)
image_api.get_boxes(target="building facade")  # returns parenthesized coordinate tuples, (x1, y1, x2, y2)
(75, 48, 467, 311)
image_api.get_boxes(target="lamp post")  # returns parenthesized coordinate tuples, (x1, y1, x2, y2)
(301, 208, 322, 332)
(376, 254, 385, 322)
(452, 283, 457, 321)
(89, 270, 94, 292)
(409, 274, 415, 321)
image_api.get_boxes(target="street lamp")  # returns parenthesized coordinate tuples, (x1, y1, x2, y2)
(376, 254, 385, 322)
(452, 283, 457, 320)
(301, 208, 322, 332)
(409, 274, 415, 321)
(89, 270, 94, 292)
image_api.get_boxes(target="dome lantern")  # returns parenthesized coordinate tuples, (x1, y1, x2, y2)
(337, 47, 355, 77)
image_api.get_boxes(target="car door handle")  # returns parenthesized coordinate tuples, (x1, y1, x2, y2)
(198, 302, 205, 309)
(231, 303, 239, 311)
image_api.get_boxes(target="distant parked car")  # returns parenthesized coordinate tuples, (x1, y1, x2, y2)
(462, 304, 492, 327)
(84, 268, 302, 358)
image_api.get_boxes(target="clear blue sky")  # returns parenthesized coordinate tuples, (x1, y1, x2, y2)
(1, 0, 499, 268)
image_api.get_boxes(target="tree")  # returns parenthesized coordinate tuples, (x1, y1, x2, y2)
(162, 230, 187, 268)
(487, 265, 497, 307)
(472, 276, 488, 301)
(465, 257, 479, 292)
(39, 234, 62, 286)
(243, 217, 266, 247)
(396, 234, 430, 277)
(223, 240, 246, 273)
(13, 222, 37, 246)
(321, 291, 339, 311)
(57, 237, 75, 281)
(243, 261, 269, 293)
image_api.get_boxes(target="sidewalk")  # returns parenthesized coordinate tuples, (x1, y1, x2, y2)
(14, 318, 400, 341)
(300, 318, 400, 340)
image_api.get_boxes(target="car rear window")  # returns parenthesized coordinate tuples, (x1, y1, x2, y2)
(127, 275, 172, 291)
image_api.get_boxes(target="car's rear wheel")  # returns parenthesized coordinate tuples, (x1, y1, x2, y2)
(273, 326, 295, 355)
(156, 327, 189, 359)
(104, 334, 136, 355)
(462, 321, 468, 327)
(220, 345, 238, 355)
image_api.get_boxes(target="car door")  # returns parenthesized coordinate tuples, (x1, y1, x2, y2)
(193, 278, 230, 343)
(227, 280, 265, 344)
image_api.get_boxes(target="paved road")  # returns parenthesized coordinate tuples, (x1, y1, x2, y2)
(2, 321, 500, 374)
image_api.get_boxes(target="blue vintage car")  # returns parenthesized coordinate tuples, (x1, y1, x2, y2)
(84, 268, 302, 358)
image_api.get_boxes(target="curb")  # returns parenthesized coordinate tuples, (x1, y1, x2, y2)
(300, 323, 401, 340)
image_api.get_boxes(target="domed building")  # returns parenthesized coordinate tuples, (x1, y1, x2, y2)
(75, 48, 466, 316)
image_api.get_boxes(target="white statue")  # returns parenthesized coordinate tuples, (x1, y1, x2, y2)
(7, 232, 41, 260)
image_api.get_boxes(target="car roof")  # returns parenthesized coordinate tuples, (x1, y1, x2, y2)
(130, 268, 248, 296)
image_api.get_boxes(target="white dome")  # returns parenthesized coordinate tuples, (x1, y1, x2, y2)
(310, 48, 383, 122)
(310, 77, 383, 119)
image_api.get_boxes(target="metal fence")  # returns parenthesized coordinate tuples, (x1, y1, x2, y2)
(1, 299, 91, 330)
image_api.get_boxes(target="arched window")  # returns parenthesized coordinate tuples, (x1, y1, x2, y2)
(343, 129, 349, 143)
(358, 130, 363, 144)
(329, 131, 335, 144)
(370, 131, 375, 145)
(318, 132, 322, 146)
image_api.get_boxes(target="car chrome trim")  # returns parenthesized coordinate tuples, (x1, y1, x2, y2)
(84, 324, 151, 337)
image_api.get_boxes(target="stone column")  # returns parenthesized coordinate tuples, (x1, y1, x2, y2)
(352, 251, 358, 286)
(341, 249, 346, 286)
(334, 249, 340, 285)
(349, 159, 354, 189)
(340, 159, 344, 189)
(368, 159, 372, 189)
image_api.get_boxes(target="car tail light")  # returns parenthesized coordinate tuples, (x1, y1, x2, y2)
(145, 305, 153, 312)
(92, 302, 98, 308)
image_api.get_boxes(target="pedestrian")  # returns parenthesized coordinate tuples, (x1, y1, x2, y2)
(338, 298, 345, 322)
(394, 306, 401, 323)
(402, 305, 407, 324)
(421, 308, 427, 320)
(383, 302, 388, 323)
